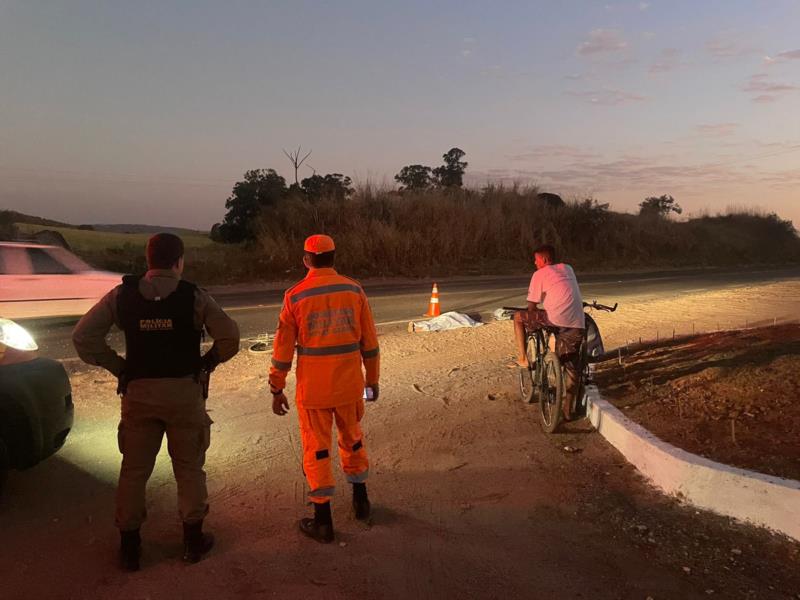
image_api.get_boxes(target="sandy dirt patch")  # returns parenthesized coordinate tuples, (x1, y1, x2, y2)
(595, 324, 800, 481)
(1, 279, 799, 599)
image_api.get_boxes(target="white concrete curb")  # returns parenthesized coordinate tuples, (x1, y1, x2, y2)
(585, 385, 800, 542)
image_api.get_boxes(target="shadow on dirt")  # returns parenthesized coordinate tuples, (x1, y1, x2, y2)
(0, 455, 115, 519)
(597, 324, 800, 391)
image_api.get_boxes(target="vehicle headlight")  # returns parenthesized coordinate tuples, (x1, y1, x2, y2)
(0, 318, 39, 352)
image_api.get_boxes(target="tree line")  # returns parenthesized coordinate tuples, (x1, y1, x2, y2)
(211, 145, 692, 245)
(211, 148, 470, 243)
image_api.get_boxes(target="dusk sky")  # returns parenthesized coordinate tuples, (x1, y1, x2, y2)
(1, 1, 799, 230)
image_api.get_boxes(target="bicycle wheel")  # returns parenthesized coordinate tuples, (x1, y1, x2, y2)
(518, 336, 537, 403)
(539, 353, 563, 433)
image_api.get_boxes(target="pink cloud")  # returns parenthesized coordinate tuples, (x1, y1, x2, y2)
(695, 123, 739, 137)
(764, 49, 800, 64)
(705, 35, 759, 58)
(566, 88, 645, 106)
(507, 145, 600, 162)
(752, 95, 777, 104)
(742, 74, 798, 93)
(648, 48, 688, 74)
(577, 29, 628, 56)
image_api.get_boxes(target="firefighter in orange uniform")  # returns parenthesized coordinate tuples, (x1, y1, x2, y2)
(269, 234, 380, 543)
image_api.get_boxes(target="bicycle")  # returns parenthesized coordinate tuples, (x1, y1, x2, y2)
(504, 301, 617, 433)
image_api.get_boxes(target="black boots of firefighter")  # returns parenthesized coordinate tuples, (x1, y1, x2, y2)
(299, 501, 335, 543)
(119, 529, 141, 572)
(352, 482, 371, 521)
(182, 520, 214, 563)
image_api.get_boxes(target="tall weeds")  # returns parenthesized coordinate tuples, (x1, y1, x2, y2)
(247, 185, 799, 280)
(80, 185, 800, 283)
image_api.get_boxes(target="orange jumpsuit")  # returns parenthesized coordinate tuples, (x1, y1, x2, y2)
(268, 267, 380, 504)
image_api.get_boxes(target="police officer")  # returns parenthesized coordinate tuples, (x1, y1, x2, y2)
(73, 233, 240, 570)
(269, 234, 380, 543)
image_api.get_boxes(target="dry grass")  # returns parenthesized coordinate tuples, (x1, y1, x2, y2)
(252, 185, 800, 280)
(20, 186, 799, 284)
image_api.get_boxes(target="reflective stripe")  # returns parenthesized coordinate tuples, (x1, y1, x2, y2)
(290, 284, 361, 304)
(360, 347, 379, 359)
(297, 343, 360, 356)
(271, 358, 292, 370)
(346, 469, 369, 484)
(309, 486, 336, 497)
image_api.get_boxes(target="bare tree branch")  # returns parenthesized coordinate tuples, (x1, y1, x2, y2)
(283, 146, 313, 185)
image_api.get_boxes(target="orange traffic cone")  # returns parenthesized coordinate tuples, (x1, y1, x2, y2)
(424, 283, 441, 317)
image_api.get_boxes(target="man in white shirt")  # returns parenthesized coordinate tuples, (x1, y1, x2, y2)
(512, 245, 585, 413)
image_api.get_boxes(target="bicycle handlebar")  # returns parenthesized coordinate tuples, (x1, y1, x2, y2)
(502, 302, 618, 313)
(583, 301, 617, 312)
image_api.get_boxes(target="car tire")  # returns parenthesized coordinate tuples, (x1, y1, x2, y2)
(0, 436, 8, 497)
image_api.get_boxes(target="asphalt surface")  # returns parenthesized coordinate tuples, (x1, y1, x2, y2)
(23, 265, 800, 363)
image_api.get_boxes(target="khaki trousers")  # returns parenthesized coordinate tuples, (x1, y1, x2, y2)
(115, 378, 212, 531)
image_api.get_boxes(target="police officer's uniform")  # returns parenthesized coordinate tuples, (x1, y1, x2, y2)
(73, 268, 239, 563)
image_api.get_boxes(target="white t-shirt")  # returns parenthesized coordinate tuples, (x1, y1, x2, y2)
(527, 263, 585, 329)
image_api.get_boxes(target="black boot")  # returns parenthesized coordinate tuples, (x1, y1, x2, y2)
(182, 520, 215, 564)
(119, 529, 141, 572)
(352, 482, 371, 521)
(299, 501, 334, 543)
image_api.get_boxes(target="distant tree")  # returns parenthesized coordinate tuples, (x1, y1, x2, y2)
(283, 146, 312, 186)
(433, 147, 468, 188)
(394, 164, 435, 191)
(301, 173, 353, 201)
(0, 211, 18, 240)
(538, 192, 565, 209)
(639, 194, 682, 218)
(212, 169, 288, 243)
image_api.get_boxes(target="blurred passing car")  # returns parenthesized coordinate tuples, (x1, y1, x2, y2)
(0, 241, 120, 319)
(0, 317, 73, 494)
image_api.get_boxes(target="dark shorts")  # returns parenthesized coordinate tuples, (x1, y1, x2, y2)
(517, 307, 552, 330)
(555, 327, 584, 359)
(517, 309, 584, 358)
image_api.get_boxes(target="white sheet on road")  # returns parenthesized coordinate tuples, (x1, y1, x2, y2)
(410, 311, 483, 332)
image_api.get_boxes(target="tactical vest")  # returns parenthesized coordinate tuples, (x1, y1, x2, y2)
(117, 275, 201, 381)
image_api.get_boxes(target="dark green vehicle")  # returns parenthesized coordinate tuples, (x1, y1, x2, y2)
(0, 318, 73, 493)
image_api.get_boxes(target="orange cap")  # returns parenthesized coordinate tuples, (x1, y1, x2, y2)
(303, 234, 335, 254)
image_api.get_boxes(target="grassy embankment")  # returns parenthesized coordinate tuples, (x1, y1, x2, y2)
(15, 222, 218, 278)
(15, 186, 800, 284)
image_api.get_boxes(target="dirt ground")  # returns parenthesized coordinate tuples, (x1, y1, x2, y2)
(1, 280, 800, 599)
(595, 324, 800, 481)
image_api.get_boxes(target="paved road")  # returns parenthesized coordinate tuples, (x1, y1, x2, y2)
(23, 265, 800, 362)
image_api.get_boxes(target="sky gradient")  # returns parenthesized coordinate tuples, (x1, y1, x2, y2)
(1, 0, 799, 229)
